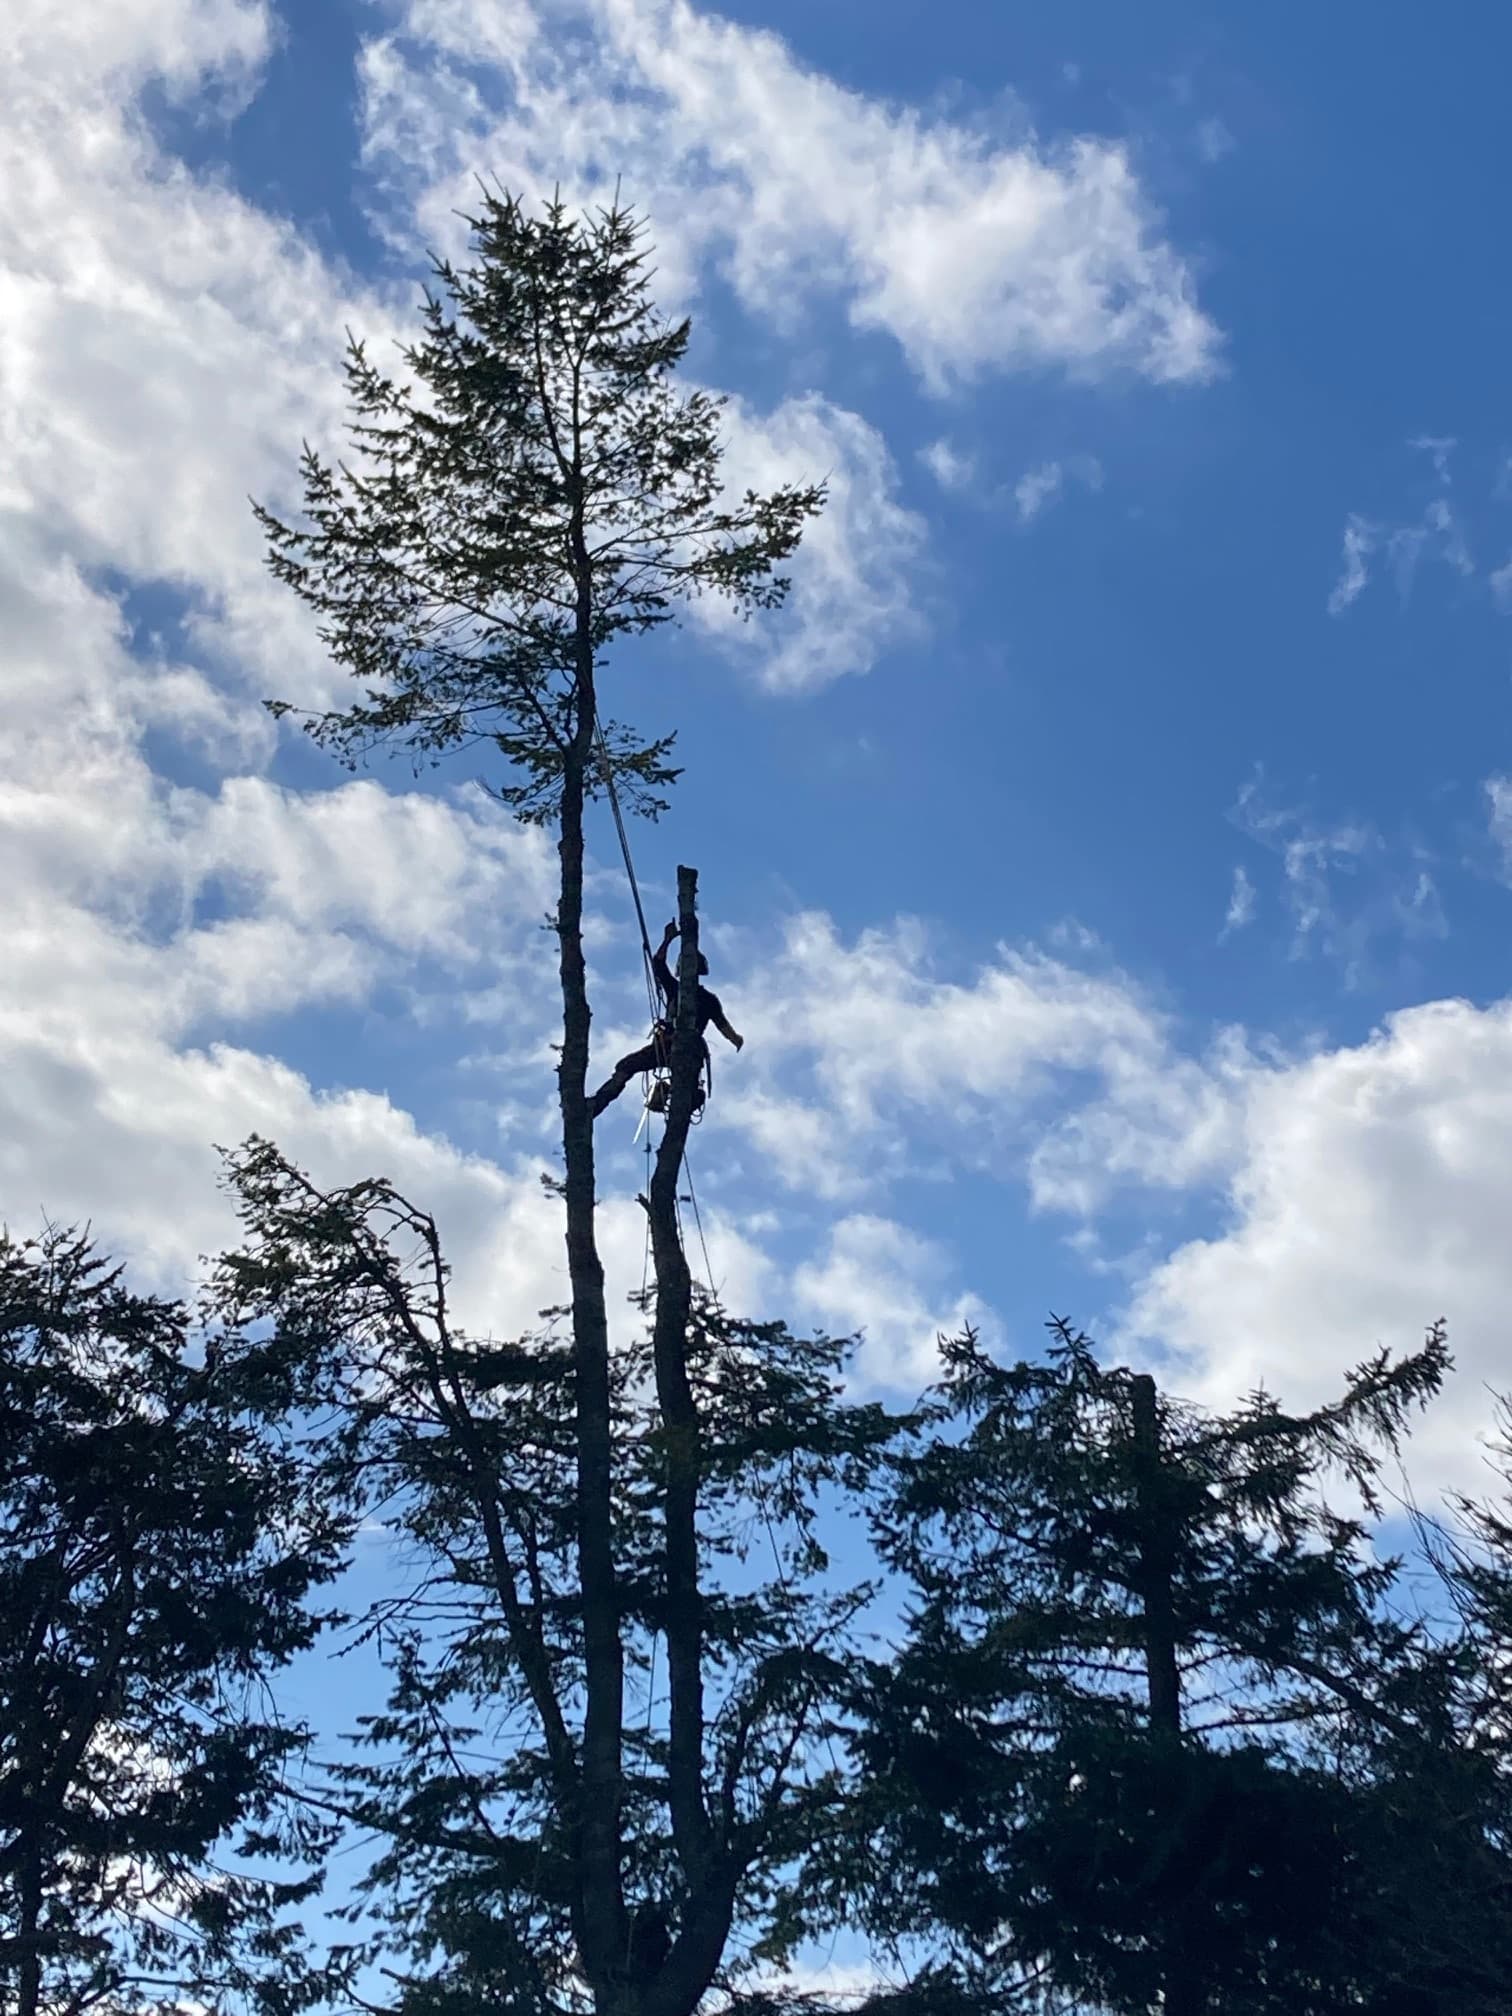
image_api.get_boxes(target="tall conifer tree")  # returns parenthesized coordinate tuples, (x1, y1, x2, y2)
(249, 194, 891, 2016)
(847, 1319, 1456, 2016)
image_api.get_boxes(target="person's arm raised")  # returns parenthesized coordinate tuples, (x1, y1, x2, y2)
(652, 920, 678, 1004)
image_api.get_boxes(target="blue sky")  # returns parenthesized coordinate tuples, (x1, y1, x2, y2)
(9, 0, 1512, 1509)
(14, 0, 1512, 1992)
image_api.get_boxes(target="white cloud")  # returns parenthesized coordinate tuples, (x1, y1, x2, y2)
(1015, 461, 1065, 521)
(1417, 496, 1472, 582)
(22, 0, 1512, 1517)
(719, 912, 1241, 1214)
(1118, 998, 1512, 1495)
(792, 1214, 998, 1390)
(1230, 774, 1445, 981)
(1013, 452, 1102, 522)
(0, 0, 926, 1384)
(727, 901, 1512, 1486)
(690, 393, 926, 691)
(0, 524, 586, 1325)
(1327, 514, 1376, 614)
(1409, 433, 1457, 485)
(1490, 555, 1512, 611)
(0, 539, 776, 1368)
(0, 520, 557, 989)
(1222, 864, 1256, 936)
(1195, 116, 1234, 164)
(1487, 776, 1512, 876)
(1328, 446, 1475, 615)
(360, 0, 1221, 390)
(919, 436, 975, 492)
(714, 907, 1512, 1491)
(0, 0, 413, 710)
(9, 0, 272, 102)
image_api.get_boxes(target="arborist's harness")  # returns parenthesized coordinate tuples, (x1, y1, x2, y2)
(641, 1018, 709, 1120)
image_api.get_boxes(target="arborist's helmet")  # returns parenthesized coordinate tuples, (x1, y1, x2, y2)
(696, 953, 710, 976)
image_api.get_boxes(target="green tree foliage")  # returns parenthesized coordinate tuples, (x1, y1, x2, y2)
(254, 190, 820, 819)
(213, 1139, 897, 2016)
(0, 1226, 352, 2016)
(843, 1317, 1479, 2016)
(1342, 1436, 1512, 2016)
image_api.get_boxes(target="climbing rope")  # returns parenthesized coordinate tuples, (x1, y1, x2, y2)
(593, 720, 658, 1023)
(594, 717, 671, 1141)
(680, 1147, 717, 1300)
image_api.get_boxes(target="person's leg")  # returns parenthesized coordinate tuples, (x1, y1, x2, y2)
(589, 1041, 659, 1117)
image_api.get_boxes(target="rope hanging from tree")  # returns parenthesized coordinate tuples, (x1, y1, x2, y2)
(593, 720, 716, 1298)
(593, 720, 658, 1025)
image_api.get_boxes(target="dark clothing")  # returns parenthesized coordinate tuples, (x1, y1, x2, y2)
(617, 1019, 709, 1084)
(595, 1021, 708, 1120)
(588, 939, 729, 1121)
(653, 945, 724, 1034)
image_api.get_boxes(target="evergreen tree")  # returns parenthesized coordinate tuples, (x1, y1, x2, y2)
(1335, 1431, 1512, 2015)
(253, 191, 827, 2016)
(0, 1225, 351, 2016)
(214, 1139, 896, 2016)
(844, 1318, 1455, 2016)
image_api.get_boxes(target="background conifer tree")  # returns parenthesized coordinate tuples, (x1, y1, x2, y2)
(215, 1142, 895, 2016)
(843, 1318, 1459, 2016)
(0, 1226, 350, 2016)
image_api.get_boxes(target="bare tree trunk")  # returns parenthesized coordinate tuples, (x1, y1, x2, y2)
(1132, 1376, 1182, 1738)
(646, 867, 713, 1883)
(1131, 1373, 1202, 2016)
(557, 549, 626, 2000)
(639, 865, 739, 2016)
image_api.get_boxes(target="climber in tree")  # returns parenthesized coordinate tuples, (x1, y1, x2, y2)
(590, 919, 744, 1118)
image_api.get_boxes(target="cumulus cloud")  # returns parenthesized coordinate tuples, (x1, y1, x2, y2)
(0, 520, 585, 1325)
(688, 393, 926, 691)
(792, 1214, 998, 1390)
(717, 912, 1242, 1214)
(360, 0, 1221, 390)
(10, 0, 272, 103)
(0, 0, 411, 707)
(18, 0, 1512, 1511)
(713, 904, 1512, 1489)
(1117, 998, 1512, 1495)
(0, 539, 768, 1358)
